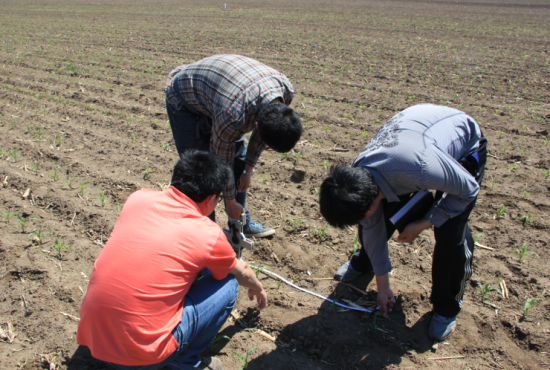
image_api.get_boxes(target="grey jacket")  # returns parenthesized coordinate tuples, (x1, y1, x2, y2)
(353, 104, 482, 275)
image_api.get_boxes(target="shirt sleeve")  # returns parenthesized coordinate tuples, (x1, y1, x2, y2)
(360, 201, 393, 276)
(206, 227, 237, 280)
(245, 129, 267, 167)
(422, 146, 480, 228)
(210, 112, 244, 200)
(165, 65, 185, 90)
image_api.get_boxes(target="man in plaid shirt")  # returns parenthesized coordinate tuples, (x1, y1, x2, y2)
(165, 55, 302, 237)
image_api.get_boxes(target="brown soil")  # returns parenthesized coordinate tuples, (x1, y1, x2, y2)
(1, 0, 549, 369)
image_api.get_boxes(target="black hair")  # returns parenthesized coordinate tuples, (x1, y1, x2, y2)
(319, 165, 379, 228)
(171, 150, 231, 203)
(257, 103, 302, 153)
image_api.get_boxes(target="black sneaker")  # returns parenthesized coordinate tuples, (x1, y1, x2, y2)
(243, 221, 275, 238)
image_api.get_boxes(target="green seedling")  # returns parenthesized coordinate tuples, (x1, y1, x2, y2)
(352, 233, 359, 255)
(30, 162, 43, 175)
(56, 135, 63, 147)
(9, 150, 19, 163)
(51, 166, 62, 181)
(473, 233, 482, 243)
(523, 298, 543, 319)
(490, 176, 498, 189)
(518, 214, 533, 226)
(51, 234, 70, 258)
(232, 347, 256, 370)
(279, 152, 286, 161)
(285, 217, 306, 231)
(314, 188, 320, 199)
(255, 174, 266, 184)
(495, 204, 506, 219)
(95, 190, 112, 207)
(323, 160, 327, 171)
(144, 168, 154, 180)
(208, 334, 234, 350)
(477, 281, 503, 301)
(314, 225, 331, 241)
(291, 151, 302, 165)
(523, 187, 530, 196)
(162, 143, 169, 151)
(247, 263, 271, 278)
(14, 214, 37, 233)
(131, 134, 137, 142)
(65, 176, 79, 189)
(543, 170, 549, 180)
(508, 162, 518, 173)
(28, 223, 50, 245)
(362, 130, 370, 139)
(370, 313, 378, 330)
(3, 210, 12, 223)
(78, 181, 90, 197)
(275, 280, 282, 288)
(513, 242, 541, 262)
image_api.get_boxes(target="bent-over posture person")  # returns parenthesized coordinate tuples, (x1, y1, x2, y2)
(165, 54, 302, 238)
(320, 104, 487, 341)
(77, 151, 267, 370)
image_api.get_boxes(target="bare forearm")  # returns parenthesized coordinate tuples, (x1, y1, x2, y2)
(231, 260, 263, 291)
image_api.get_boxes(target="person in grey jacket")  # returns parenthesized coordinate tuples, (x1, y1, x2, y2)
(319, 104, 487, 341)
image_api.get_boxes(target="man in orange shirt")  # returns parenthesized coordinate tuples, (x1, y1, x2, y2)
(77, 150, 267, 370)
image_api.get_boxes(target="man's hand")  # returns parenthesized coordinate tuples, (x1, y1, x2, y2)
(237, 172, 252, 192)
(248, 288, 268, 310)
(225, 198, 245, 220)
(237, 165, 254, 193)
(230, 260, 268, 310)
(375, 274, 395, 317)
(397, 218, 433, 243)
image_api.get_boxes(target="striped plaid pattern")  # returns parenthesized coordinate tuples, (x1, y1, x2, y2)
(165, 55, 294, 199)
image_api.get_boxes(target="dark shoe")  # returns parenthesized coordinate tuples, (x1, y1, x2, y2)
(334, 261, 364, 282)
(429, 313, 457, 341)
(243, 221, 275, 238)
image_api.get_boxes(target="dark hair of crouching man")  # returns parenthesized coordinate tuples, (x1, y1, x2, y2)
(76, 150, 267, 370)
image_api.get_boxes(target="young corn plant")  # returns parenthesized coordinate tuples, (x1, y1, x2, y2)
(78, 181, 90, 197)
(51, 235, 70, 259)
(352, 233, 360, 255)
(285, 217, 306, 231)
(30, 162, 43, 175)
(494, 204, 506, 219)
(3, 210, 13, 223)
(232, 347, 256, 370)
(255, 174, 266, 184)
(144, 168, 154, 180)
(14, 214, 37, 233)
(523, 298, 544, 320)
(291, 151, 302, 165)
(95, 191, 112, 207)
(513, 243, 541, 262)
(518, 214, 533, 226)
(477, 281, 503, 301)
(51, 166, 62, 181)
(314, 225, 331, 241)
(208, 334, 234, 350)
(65, 176, 79, 189)
(28, 223, 50, 245)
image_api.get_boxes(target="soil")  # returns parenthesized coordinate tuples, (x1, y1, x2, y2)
(1, 0, 549, 369)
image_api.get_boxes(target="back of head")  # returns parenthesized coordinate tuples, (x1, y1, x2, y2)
(171, 150, 231, 203)
(320, 165, 379, 228)
(257, 103, 302, 153)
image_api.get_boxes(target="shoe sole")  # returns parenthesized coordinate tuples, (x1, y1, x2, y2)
(244, 229, 276, 238)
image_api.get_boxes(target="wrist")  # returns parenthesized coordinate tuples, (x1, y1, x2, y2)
(375, 274, 390, 290)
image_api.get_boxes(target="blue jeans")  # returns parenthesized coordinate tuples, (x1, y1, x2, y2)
(166, 101, 250, 225)
(104, 273, 239, 370)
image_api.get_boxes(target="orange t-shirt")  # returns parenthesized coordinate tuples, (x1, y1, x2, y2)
(77, 187, 237, 366)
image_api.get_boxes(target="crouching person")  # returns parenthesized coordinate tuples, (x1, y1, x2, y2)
(77, 150, 267, 370)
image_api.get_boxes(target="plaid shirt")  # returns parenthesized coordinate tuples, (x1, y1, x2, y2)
(165, 55, 294, 199)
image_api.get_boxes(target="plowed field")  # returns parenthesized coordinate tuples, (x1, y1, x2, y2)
(1, 0, 549, 369)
